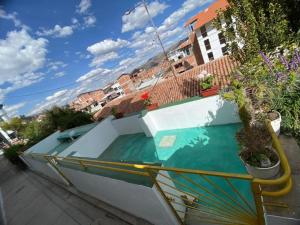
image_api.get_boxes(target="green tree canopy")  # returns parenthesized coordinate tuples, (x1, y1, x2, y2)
(1, 117, 26, 135)
(214, 0, 291, 63)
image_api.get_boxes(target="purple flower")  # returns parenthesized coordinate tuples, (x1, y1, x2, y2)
(275, 72, 285, 81)
(289, 57, 299, 71)
(295, 49, 300, 63)
(279, 54, 290, 70)
(259, 51, 273, 72)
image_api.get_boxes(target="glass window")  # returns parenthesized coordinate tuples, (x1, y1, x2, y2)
(185, 48, 190, 56)
(207, 52, 214, 61)
(200, 25, 207, 37)
(204, 39, 211, 50)
(218, 32, 226, 44)
(222, 46, 228, 55)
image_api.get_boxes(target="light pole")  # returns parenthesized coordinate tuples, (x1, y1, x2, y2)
(126, 0, 180, 86)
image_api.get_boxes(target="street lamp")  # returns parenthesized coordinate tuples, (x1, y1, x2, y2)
(125, 0, 180, 86)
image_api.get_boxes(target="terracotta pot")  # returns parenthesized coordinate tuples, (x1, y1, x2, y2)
(115, 112, 124, 119)
(200, 85, 219, 97)
(146, 103, 159, 111)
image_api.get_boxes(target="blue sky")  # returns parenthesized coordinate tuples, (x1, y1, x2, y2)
(0, 0, 213, 117)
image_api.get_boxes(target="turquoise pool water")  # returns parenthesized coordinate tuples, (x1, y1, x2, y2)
(98, 123, 255, 210)
(99, 123, 245, 173)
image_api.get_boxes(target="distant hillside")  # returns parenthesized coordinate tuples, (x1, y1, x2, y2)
(131, 38, 188, 73)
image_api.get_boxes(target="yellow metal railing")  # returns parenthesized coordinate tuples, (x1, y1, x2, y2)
(23, 121, 292, 225)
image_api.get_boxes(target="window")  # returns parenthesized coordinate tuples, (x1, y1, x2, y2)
(185, 48, 190, 56)
(207, 52, 214, 61)
(204, 39, 211, 50)
(218, 32, 226, 44)
(222, 46, 228, 55)
(200, 25, 207, 37)
(190, 21, 196, 31)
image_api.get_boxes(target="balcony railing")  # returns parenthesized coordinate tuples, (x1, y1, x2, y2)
(24, 120, 292, 225)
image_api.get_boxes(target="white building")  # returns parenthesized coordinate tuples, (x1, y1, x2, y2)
(0, 104, 12, 145)
(185, 0, 229, 64)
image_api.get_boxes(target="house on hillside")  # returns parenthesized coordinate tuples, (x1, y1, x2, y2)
(116, 74, 136, 94)
(185, 0, 230, 63)
(69, 89, 106, 113)
(167, 32, 204, 73)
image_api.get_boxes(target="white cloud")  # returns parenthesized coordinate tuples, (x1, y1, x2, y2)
(0, 9, 22, 27)
(0, 29, 48, 101)
(29, 67, 113, 115)
(83, 15, 96, 27)
(47, 61, 67, 71)
(29, 89, 70, 115)
(87, 38, 129, 55)
(4, 102, 26, 117)
(122, 1, 168, 33)
(90, 52, 119, 67)
(87, 39, 128, 67)
(76, 0, 91, 14)
(54, 71, 65, 78)
(76, 68, 111, 83)
(46, 89, 68, 101)
(36, 25, 74, 38)
(72, 18, 79, 24)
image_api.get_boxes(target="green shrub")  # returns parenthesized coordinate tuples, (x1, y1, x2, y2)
(3, 144, 26, 165)
(200, 76, 213, 90)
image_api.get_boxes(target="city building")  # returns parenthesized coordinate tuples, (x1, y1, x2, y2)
(116, 74, 136, 94)
(69, 89, 106, 113)
(167, 32, 204, 73)
(185, 0, 229, 63)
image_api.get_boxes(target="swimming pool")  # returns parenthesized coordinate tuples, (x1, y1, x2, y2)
(99, 123, 245, 172)
(98, 123, 255, 210)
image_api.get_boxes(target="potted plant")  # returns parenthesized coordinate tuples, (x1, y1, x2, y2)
(237, 105, 280, 179)
(111, 107, 124, 119)
(268, 111, 281, 136)
(141, 92, 158, 111)
(199, 75, 219, 97)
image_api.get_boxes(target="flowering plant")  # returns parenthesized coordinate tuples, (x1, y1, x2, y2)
(141, 92, 152, 106)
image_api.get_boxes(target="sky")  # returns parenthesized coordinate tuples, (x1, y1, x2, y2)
(0, 0, 214, 117)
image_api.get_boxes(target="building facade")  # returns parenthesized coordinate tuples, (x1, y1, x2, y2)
(185, 0, 229, 64)
(168, 31, 204, 73)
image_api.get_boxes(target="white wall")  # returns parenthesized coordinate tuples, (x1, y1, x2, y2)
(156, 170, 186, 221)
(141, 95, 240, 137)
(22, 156, 67, 184)
(140, 112, 159, 137)
(24, 131, 60, 154)
(195, 21, 226, 63)
(58, 117, 119, 158)
(59, 166, 180, 225)
(112, 114, 143, 135)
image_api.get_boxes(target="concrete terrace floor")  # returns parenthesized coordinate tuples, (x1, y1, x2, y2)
(0, 156, 152, 225)
(265, 135, 300, 225)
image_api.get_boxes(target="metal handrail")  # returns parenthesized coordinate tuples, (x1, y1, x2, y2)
(22, 121, 294, 225)
(253, 121, 292, 197)
(26, 121, 292, 197)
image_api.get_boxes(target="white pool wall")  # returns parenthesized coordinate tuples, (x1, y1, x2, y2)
(141, 95, 240, 137)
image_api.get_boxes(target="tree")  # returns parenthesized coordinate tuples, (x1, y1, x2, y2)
(43, 106, 93, 131)
(214, 0, 290, 63)
(277, 0, 300, 33)
(1, 117, 26, 136)
(17, 106, 93, 148)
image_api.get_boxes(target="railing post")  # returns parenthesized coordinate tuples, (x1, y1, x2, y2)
(45, 156, 72, 186)
(146, 169, 184, 225)
(252, 182, 265, 225)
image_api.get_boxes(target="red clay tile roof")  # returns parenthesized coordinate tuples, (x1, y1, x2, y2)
(178, 39, 191, 49)
(94, 56, 238, 120)
(185, 0, 229, 29)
